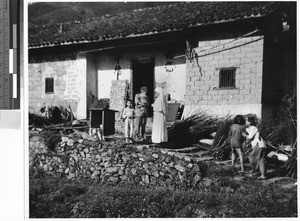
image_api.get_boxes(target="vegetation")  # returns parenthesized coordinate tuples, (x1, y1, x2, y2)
(29, 105, 76, 126)
(169, 93, 297, 177)
(210, 116, 233, 160)
(29, 112, 51, 126)
(29, 2, 172, 27)
(168, 112, 218, 145)
(29, 164, 297, 218)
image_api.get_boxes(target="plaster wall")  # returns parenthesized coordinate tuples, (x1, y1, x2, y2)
(94, 46, 186, 102)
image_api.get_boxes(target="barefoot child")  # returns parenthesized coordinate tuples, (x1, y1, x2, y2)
(228, 115, 246, 173)
(243, 115, 266, 179)
(123, 99, 135, 143)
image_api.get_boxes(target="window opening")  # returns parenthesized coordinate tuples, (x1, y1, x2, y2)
(219, 68, 236, 88)
(45, 77, 54, 93)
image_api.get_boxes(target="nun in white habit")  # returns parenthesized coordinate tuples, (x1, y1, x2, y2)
(151, 83, 168, 143)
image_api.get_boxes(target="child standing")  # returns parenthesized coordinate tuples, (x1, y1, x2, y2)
(123, 99, 135, 143)
(243, 114, 266, 179)
(228, 115, 246, 173)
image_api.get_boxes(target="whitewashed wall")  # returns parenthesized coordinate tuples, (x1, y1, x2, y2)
(94, 47, 186, 101)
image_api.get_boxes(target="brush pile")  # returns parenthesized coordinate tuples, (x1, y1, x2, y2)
(29, 112, 52, 126)
(167, 112, 218, 146)
(210, 93, 297, 176)
(263, 93, 297, 177)
(210, 117, 233, 160)
(29, 105, 76, 126)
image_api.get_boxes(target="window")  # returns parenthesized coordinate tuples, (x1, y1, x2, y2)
(45, 77, 54, 93)
(219, 68, 236, 88)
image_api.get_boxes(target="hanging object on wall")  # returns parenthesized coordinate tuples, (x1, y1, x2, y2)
(165, 51, 174, 65)
(186, 40, 202, 76)
(165, 51, 174, 72)
(114, 55, 122, 80)
(165, 67, 174, 72)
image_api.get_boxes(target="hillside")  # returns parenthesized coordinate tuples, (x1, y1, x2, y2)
(28, 2, 171, 27)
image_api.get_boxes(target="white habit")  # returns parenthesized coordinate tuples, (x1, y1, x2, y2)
(151, 87, 168, 143)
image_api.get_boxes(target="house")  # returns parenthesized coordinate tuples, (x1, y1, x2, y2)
(28, 2, 296, 120)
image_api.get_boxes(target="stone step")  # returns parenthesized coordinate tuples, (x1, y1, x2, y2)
(164, 147, 198, 153)
(193, 156, 214, 161)
(164, 145, 207, 153)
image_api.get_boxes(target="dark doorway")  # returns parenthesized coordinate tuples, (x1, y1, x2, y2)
(132, 58, 154, 116)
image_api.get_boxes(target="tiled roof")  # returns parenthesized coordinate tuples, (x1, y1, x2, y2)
(29, 2, 280, 48)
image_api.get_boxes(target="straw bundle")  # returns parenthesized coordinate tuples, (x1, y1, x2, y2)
(167, 112, 218, 145)
(210, 116, 233, 160)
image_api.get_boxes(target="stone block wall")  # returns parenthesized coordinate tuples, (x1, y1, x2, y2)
(29, 137, 204, 189)
(28, 53, 87, 119)
(183, 36, 264, 118)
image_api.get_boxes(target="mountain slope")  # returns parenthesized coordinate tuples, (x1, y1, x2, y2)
(28, 2, 171, 26)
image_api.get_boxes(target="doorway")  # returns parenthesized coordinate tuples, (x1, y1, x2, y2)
(132, 58, 154, 116)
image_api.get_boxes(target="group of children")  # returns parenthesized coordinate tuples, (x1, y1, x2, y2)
(229, 114, 266, 179)
(122, 86, 149, 143)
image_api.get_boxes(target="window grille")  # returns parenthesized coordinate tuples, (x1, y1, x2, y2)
(219, 68, 236, 88)
(45, 77, 54, 93)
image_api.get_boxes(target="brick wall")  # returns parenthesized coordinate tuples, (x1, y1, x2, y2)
(183, 35, 264, 118)
(28, 53, 87, 118)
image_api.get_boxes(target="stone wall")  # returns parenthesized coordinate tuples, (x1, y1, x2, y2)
(183, 36, 264, 118)
(30, 137, 204, 188)
(28, 53, 87, 119)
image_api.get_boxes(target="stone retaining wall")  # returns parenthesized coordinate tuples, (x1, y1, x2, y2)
(30, 137, 204, 188)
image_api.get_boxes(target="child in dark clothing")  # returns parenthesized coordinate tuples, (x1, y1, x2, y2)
(228, 115, 246, 173)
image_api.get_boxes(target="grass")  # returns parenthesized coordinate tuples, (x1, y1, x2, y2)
(29, 163, 297, 218)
